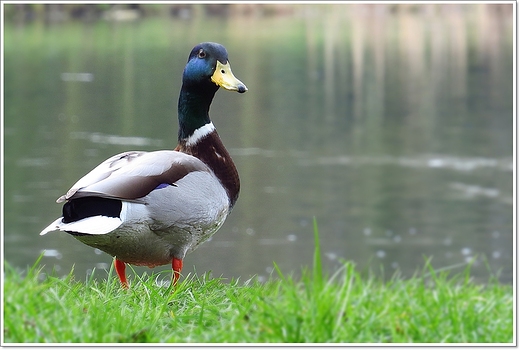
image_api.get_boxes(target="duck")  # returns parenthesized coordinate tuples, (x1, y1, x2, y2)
(40, 42, 247, 288)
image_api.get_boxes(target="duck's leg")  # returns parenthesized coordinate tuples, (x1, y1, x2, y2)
(114, 259, 129, 289)
(172, 258, 183, 285)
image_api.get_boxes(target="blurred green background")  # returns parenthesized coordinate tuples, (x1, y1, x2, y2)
(3, 3, 514, 284)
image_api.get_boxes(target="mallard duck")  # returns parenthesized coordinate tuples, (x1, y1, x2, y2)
(40, 42, 247, 288)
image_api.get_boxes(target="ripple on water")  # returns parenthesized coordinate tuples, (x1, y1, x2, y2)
(70, 131, 163, 147)
(40, 249, 62, 259)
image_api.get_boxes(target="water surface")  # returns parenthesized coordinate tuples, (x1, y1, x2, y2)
(4, 5, 513, 284)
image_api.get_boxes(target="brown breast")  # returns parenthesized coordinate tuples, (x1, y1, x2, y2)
(175, 130, 240, 208)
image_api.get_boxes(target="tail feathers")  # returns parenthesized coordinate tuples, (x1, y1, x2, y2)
(39, 216, 123, 236)
(40, 217, 64, 236)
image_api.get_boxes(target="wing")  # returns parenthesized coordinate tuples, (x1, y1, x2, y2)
(57, 150, 210, 203)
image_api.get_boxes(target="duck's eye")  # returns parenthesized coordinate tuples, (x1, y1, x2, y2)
(197, 49, 206, 59)
(220, 69, 225, 74)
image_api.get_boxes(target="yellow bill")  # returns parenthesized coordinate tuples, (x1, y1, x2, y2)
(211, 61, 248, 93)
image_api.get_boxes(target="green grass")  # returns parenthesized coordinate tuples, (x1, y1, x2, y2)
(3, 222, 514, 343)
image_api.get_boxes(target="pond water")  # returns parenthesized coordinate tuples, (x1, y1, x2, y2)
(4, 4, 514, 284)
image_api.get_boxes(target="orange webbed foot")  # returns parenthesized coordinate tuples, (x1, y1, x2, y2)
(114, 259, 129, 289)
(172, 258, 183, 287)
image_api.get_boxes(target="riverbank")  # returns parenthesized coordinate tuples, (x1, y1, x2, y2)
(3, 230, 513, 344)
